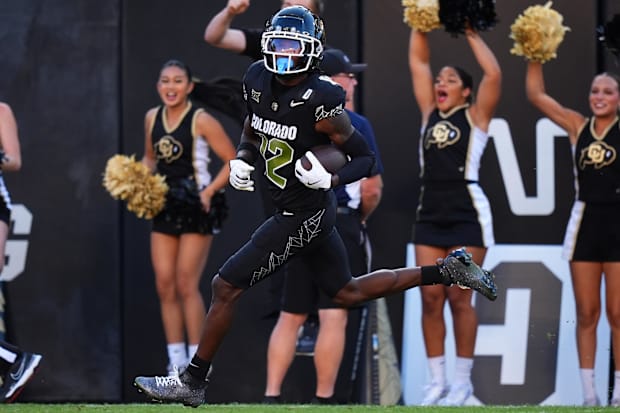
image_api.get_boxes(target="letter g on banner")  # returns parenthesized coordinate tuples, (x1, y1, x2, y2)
(0, 204, 32, 282)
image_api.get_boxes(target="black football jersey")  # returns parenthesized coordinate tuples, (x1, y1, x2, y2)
(243, 61, 346, 211)
(575, 117, 620, 203)
(420, 104, 488, 182)
(150, 102, 212, 186)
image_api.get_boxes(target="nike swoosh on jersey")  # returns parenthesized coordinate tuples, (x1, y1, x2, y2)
(289, 100, 305, 107)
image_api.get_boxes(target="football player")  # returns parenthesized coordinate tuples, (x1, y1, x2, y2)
(263, 48, 384, 404)
(134, 6, 497, 407)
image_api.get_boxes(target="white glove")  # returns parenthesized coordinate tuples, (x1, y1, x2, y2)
(294, 151, 332, 190)
(229, 159, 255, 191)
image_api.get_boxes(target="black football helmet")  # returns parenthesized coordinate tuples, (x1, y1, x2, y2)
(262, 5, 325, 75)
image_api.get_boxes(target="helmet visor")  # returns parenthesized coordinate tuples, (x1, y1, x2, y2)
(267, 38, 304, 55)
(261, 29, 321, 75)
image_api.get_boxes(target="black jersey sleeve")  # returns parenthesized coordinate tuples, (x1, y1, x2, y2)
(240, 28, 263, 61)
(242, 61, 264, 114)
(308, 76, 373, 185)
(310, 76, 346, 122)
(335, 127, 375, 185)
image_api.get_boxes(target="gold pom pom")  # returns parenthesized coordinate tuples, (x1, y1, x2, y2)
(103, 154, 168, 220)
(103, 155, 145, 200)
(403, 0, 441, 32)
(510, 1, 570, 63)
(126, 173, 169, 220)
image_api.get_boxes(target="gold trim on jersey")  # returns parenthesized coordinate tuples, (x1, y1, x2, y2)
(438, 103, 470, 119)
(148, 109, 157, 137)
(589, 116, 619, 141)
(162, 101, 193, 134)
(191, 107, 205, 140)
(191, 107, 206, 186)
(464, 109, 476, 175)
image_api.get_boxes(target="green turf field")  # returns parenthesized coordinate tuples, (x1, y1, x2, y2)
(0, 404, 613, 413)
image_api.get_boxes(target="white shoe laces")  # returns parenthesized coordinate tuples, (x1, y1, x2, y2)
(155, 366, 182, 387)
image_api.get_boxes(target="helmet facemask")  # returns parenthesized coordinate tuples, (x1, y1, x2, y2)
(262, 31, 323, 75)
(261, 6, 325, 76)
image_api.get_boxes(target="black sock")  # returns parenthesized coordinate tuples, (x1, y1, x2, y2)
(421, 265, 443, 285)
(0, 342, 20, 374)
(186, 354, 211, 382)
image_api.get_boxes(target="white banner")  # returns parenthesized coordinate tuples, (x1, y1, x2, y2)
(401, 243, 611, 406)
(0, 204, 32, 282)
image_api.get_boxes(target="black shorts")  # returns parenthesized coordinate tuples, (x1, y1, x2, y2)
(151, 191, 228, 236)
(219, 195, 352, 297)
(0, 198, 10, 226)
(0, 178, 11, 226)
(282, 209, 367, 313)
(413, 182, 494, 247)
(563, 201, 620, 261)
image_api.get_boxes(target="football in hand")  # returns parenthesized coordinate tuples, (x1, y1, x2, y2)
(300, 145, 348, 173)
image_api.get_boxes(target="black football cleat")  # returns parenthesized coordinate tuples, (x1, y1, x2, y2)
(134, 369, 207, 408)
(438, 247, 497, 301)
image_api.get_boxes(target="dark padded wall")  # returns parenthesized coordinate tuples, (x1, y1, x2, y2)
(605, 2, 620, 69)
(0, 0, 611, 404)
(362, 0, 597, 374)
(0, 1, 122, 402)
